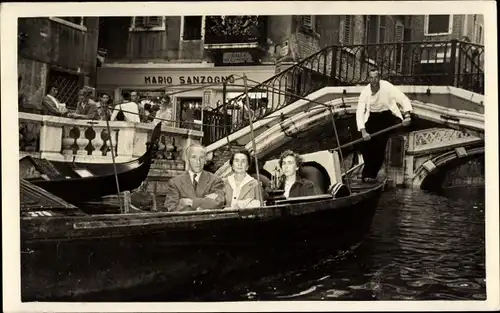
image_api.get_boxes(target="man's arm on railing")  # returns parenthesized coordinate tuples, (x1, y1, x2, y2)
(41, 96, 64, 116)
(70, 103, 99, 120)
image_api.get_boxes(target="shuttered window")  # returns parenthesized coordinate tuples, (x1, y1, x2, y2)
(378, 16, 386, 43)
(132, 16, 164, 30)
(340, 15, 352, 44)
(301, 16, 313, 29)
(395, 23, 404, 42)
(183, 16, 203, 40)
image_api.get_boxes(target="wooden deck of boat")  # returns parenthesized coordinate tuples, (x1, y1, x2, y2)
(20, 179, 77, 211)
(346, 177, 385, 193)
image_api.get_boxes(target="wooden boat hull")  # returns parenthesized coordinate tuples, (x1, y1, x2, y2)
(25, 156, 153, 204)
(21, 180, 384, 301)
(21, 122, 163, 204)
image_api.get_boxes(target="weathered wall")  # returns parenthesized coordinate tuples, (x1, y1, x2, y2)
(411, 15, 466, 41)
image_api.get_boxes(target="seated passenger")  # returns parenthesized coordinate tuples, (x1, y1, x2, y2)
(278, 150, 320, 198)
(223, 149, 263, 209)
(163, 144, 225, 212)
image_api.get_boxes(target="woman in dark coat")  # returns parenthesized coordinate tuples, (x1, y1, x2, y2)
(278, 150, 319, 198)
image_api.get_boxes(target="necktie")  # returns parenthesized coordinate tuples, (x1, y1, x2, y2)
(192, 173, 198, 192)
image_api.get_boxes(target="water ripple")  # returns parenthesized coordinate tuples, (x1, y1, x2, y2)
(185, 187, 485, 301)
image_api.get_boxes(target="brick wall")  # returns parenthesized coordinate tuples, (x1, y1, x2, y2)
(211, 143, 246, 171)
(411, 15, 466, 41)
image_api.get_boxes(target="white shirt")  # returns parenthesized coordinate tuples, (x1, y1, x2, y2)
(283, 180, 294, 198)
(47, 95, 67, 112)
(356, 80, 413, 131)
(188, 170, 201, 185)
(110, 101, 141, 123)
(227, 174, 254, 207)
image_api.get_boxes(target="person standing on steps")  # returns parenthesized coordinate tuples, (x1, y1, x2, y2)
(356, 68, 413, 183)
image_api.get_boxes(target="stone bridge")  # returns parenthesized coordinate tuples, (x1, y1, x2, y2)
(211, 86, 484, 190)
(403, 127, 484, 189)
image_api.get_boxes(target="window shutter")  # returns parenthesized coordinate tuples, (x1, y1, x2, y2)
(395, 23, 404, 42)
(146, 17, 162, 27)
(301, 16, 313, 29)
(378, 16, 386, 43)
(135, 17, 146, 28)
(342, 15, 352, 44)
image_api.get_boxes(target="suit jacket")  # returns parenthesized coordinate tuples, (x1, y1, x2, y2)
(280, 178, 320, 198)
(223, 174, 263, 209)
(41, 95, 64, 116)
(75, 100, 99, 120)
(163, 171, 225, 212)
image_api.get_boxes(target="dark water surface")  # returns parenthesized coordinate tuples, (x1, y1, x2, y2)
(182, 187, 486, 301)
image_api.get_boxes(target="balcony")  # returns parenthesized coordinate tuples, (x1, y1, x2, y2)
(18, 113, 203, 164)
(204, 16, 267, 49)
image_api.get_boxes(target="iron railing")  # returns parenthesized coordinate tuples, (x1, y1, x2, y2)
(203, 40, 484, 144)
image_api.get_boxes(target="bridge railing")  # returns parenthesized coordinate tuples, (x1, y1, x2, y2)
(18, 112, 203, 163)
(203, 40, 484, 144)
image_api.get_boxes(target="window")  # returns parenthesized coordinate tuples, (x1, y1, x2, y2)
(378, 16, 386, 43)
(183, 16, 203, 40)
(299, 15, 317, 32)
(424, 15, 453, 36)
(130, 16, 165, 31)
(395, 23, 404, 42)
(340, 15, 353, 44)
(49, 17, 87, 31)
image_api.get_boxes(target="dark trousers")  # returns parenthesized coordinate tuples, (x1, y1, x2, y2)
(360, 110, 401, 179)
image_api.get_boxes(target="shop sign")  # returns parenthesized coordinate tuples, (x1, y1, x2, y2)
(222, 52, 254, 65)
(144, 75, 236, 85)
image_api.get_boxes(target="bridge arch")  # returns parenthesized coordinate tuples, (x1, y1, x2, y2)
(215, 93, 484, 179)
(413, 145, 484, 190)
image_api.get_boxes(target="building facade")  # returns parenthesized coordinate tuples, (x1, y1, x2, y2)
(411, 14, 484, 43)
(18, 17, 100, 111)
(96, 15, 411, 117)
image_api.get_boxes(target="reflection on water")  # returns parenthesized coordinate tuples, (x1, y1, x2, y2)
(186, 187, 486, 301)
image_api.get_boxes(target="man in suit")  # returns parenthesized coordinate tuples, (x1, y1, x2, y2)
(164, 144, 225, 212)
(67, 89, 99, 120)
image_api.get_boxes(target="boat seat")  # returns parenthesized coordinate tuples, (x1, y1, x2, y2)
(299, 166, 329, 194)
(328, 182, 351, 198)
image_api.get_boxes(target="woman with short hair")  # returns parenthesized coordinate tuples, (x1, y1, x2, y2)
(223, 149, 263, 209)
(278, 150, 319, 198)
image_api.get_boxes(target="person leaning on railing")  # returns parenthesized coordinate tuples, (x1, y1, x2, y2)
(66, 89, 99, 120)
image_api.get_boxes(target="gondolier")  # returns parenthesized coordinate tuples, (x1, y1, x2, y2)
(356, 68, 413, 183)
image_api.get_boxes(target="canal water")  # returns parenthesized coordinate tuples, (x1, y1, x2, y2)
(180, 186, 486, 301)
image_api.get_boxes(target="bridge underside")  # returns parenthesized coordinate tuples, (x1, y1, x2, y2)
(259, 114, 461, 161)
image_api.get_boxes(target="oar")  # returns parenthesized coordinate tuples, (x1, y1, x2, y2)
(330, 122, 405, 153)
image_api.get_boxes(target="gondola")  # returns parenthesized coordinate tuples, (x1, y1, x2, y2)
(19, 122, 163, 204)
(19, 75, 391, 301)
(20, 172, 386, 301)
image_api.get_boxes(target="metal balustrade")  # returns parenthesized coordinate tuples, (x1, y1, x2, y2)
(204, 40, 484, 144)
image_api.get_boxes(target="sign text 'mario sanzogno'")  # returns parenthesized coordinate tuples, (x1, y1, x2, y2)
(144, 75, 236, 85)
